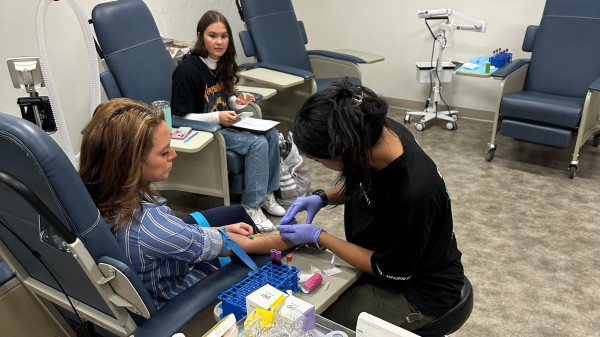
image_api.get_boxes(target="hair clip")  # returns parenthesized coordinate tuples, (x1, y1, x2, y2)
(352, 88, 364, 107)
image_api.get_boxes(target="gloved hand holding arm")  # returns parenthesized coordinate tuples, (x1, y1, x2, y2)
(278, 224, 375, 275)
(280, 195, 323, 225)
(278, 223, 323, 245)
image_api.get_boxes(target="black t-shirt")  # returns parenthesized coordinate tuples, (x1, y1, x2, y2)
(171, 54, 229, 116)
(344, 118, 464, 317)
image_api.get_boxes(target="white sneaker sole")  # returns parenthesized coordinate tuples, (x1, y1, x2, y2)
(261, 205, 286, 217)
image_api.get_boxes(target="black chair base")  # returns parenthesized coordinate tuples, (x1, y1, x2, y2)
(413, 276, 474, 337)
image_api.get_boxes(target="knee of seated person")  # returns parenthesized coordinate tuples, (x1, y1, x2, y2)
(250, 135, 268, 150)
(264, 128, 279, 139)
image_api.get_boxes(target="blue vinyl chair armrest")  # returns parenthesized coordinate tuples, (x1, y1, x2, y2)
(239, 62, 315, 79)
(491, 59, 530, 79)
(307, 50, 366, 63)
(129, 254, 272, 337)
(100, 71, 123, 99)
(171, 116, 222, 133)
(239, 62, 261, 71)
(589, 76, 600, 91)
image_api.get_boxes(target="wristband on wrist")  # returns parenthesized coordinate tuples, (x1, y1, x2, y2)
(312, 189, 328, 206)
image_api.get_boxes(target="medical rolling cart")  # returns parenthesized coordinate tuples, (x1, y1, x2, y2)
(405, 9, 487, 131)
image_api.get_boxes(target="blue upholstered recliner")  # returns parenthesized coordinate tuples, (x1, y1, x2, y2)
(92, 0, 261, 192)
(0, 111, 271, 337)
(236, 0, 384, 123)
(483, 0, 600, 178)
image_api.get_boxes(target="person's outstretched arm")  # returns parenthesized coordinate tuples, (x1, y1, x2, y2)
(223, 232, 296, 255)
(317, 232, 374, 275)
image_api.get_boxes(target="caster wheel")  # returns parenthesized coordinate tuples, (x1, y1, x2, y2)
(404, 115, 411, 124)
(593, 131, 600, 147)
(446, 121, 457, 130)
(415, 122, 425, 131)
(568, 164, 577, 179)
(483, 148, 495, 161)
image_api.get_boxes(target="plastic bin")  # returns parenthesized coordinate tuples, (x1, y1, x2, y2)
(218, 262, 300, 320)
(416, 61, 455, 83)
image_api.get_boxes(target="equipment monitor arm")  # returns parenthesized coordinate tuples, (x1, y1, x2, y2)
(417, 9, 487, 33)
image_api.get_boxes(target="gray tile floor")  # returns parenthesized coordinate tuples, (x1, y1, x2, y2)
(165, 108, 600, 337)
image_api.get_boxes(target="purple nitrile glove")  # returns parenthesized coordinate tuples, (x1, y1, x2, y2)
(278, 224, 323, 245)
(279, 195, 323, 225)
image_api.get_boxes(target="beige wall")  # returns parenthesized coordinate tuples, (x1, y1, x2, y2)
(292, 0, 545, 118)
(0, 0, 546, 153)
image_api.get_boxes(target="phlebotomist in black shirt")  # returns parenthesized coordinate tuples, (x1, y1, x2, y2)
(278, 79, 465, 332)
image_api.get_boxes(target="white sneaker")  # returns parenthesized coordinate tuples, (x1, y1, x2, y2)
(243, 205, 276, 233)
(261, 192, 286, 217)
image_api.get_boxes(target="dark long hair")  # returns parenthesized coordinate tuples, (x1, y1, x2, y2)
(191, 10, 239, 95)
(292, 79, 388, 201)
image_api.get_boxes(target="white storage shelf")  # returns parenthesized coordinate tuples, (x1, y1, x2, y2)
(416, 61, 456, 83)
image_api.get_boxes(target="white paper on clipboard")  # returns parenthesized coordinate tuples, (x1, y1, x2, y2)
(232, 117, 280, 133)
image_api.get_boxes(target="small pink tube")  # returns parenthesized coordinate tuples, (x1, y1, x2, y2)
(301, 273, 323, 294)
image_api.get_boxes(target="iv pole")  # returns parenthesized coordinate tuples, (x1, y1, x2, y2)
(405, 9, 487, 131)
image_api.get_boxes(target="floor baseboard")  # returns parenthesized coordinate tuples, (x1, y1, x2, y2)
(382, 96, 494, 122)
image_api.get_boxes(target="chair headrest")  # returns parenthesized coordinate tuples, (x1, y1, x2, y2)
(525, 2, 600, 97)
(240, 0, 313, 73)
(543, 0, 600, 17)
(92, 0, 174, 104)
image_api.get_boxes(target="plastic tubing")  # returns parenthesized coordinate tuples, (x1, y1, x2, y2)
(36, 0, 101, 168)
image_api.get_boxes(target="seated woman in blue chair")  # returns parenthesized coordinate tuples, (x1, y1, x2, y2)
(278, 80, 465, 331)
(171, 10, 284, 232)
(78, 98, 294, 308)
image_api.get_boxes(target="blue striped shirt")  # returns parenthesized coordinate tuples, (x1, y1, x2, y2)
(113, 202, 223, 308)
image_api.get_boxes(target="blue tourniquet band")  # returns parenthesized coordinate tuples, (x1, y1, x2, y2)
(218, 227, 258, 272)
(189, 212, 210, 228)
(189, 212, 231, 266)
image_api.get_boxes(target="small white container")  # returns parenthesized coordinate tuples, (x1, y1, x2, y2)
(415, 61, 455, 83)
(245, 284, 286, 316)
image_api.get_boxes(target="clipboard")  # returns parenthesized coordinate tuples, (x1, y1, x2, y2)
(231, 117, 280, 134)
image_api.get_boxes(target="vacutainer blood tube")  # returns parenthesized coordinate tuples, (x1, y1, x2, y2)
(287, 253, 293, 270)
(271, 249, 277, 264)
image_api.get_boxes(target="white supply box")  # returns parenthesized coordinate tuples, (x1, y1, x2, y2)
(356, 312, 420, 337)
(415, 61, 455, 83)
(246, 284, 286, 315)
(278, 295, 316, 331)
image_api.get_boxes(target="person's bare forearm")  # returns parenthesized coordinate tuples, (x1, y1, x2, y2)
(225, 232, 295, 255)
(317, 232, 375, 275)
(325, 186, 344, 205)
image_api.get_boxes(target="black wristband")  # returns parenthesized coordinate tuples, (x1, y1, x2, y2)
(312, 189, 328, 206)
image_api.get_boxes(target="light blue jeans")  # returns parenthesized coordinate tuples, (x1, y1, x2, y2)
(220, 128, 280, 208)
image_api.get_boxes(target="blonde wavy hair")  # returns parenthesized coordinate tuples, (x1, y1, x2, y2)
(79, 98, 164, 234)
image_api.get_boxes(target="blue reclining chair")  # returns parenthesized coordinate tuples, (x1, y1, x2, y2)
(483, 0, 600, 178)
(236, 0, 384, 123)
(0, 112, 271, 337)
(92, 0, 261, 193)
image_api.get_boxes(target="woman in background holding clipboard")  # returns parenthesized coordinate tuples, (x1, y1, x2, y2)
(171, 10, 284, 232)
